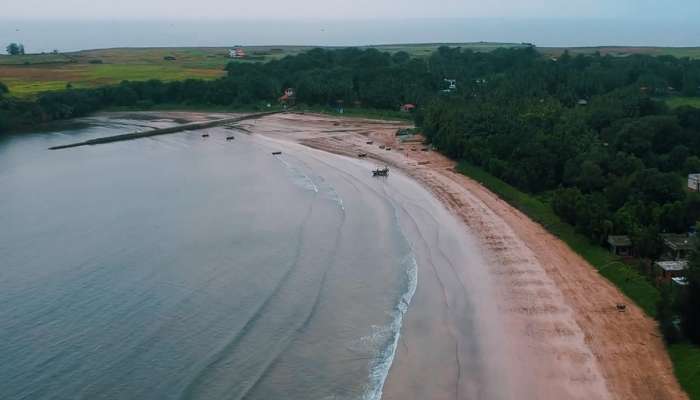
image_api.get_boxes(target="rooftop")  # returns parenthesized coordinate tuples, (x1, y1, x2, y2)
(672, 277, 690, 286)
(655, 260, 689, 272)
(607, 235, 632, 247)
(661, 234, 695, 251)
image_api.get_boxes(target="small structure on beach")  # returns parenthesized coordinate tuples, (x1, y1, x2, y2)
(655, 260, 689, 281)
(607, 235, 632, 256)
(372, 167, 389, 177)
(661, 234, 694, 261)
(229, 47, 247, 59)
(400, 103, 416, 113)
(689, 173, 700, 192)
(279, 88, 296, 108)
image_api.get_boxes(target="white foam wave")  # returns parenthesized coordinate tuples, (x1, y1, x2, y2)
(362, 251, 418, 400)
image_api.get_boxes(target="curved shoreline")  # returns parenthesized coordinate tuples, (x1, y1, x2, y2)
(246, 112, 687, 400)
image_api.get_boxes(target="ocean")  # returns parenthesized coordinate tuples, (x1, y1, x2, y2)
(1, 18, 699, 53)
(0, 114, 420, 399)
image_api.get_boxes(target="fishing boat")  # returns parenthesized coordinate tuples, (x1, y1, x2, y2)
(272, 151, 282, 155)
(372, 167, 389, 177)
(226, 136, 235, 141)
(358, 153, 367, 158)
(201, 134, 210, 138)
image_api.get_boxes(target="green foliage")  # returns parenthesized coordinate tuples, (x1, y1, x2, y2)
(681, 228, 700, 342)
(6, 43, 25, 56)
(669, 342, 700, 399)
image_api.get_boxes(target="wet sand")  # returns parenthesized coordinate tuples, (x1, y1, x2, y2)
(239, 112, 687, 400)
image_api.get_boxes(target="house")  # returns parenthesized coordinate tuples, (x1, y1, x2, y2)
(689, 173, 700, 192)
(672, 277, 689, 287)
(229, 47, 246, 59)
(401, 104, 416, 113)
(279, 88, 296, 107)
(607, 235, 632, 256)
(441, 78, 457, 93)
(655, 260, 689, 280)
(660, 233, 694, 261)
(577, 99, 589, 106)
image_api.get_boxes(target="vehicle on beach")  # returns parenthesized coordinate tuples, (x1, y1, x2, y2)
(372, 167, 389, 177)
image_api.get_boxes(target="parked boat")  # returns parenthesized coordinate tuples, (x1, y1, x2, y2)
(358, 153, 367, 158)
(202, 134, 210, 138)
(372, 167, 389, 177)
(272, 151, 282, 155)
(226, 136, 235, 141)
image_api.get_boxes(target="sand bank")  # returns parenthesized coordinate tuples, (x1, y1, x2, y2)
(240, 112, 687, 400)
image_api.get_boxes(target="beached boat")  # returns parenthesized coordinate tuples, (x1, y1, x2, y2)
(202, 134, 210, 138)
(226, 136, 235, 141)
(272, 151, 282, 155)
(358, 153, 367, 158)
(372, 167, 389, 177)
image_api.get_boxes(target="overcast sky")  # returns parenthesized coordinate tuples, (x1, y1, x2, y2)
(2, 0, 699, 20)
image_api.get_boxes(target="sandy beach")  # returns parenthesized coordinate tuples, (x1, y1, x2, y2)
(233, 112, 688, 400)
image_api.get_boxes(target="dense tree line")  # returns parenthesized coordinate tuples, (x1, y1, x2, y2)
(417, 47, 700, 343)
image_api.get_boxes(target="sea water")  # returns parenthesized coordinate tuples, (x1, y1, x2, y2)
(0, 115, 417, 399)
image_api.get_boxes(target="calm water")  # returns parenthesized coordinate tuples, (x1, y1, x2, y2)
(1, 18, 699, 53)
(0, 115, 417, 399)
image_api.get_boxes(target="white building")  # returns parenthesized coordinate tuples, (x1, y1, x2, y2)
(689, 173, 700, 192)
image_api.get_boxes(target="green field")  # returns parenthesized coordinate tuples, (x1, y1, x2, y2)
(541, 46, 700, 59)
(2, 43, 699, 98)
(667, 97, 700, 108)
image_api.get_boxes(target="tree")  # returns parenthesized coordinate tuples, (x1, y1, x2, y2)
(657, 283, 680, 343)
(681, 225, 700, 343)
(0, 81, 8, 96)
(6, 43, 25, 56)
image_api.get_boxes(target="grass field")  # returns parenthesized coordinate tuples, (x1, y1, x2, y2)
(455, 161, 700, 398)
(669, 343, 700, 399)
(2, 43, 699, 98)
(541, 46, 700, 59)
(667, 97, 700, 108)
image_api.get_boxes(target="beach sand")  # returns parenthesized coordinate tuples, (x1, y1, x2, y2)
(238, 112, 687, 400)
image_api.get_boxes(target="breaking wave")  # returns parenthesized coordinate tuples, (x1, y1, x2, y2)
(362, 251, 418, 400)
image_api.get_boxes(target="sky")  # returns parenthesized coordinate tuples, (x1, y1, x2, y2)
(2, 0, 699, 20)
